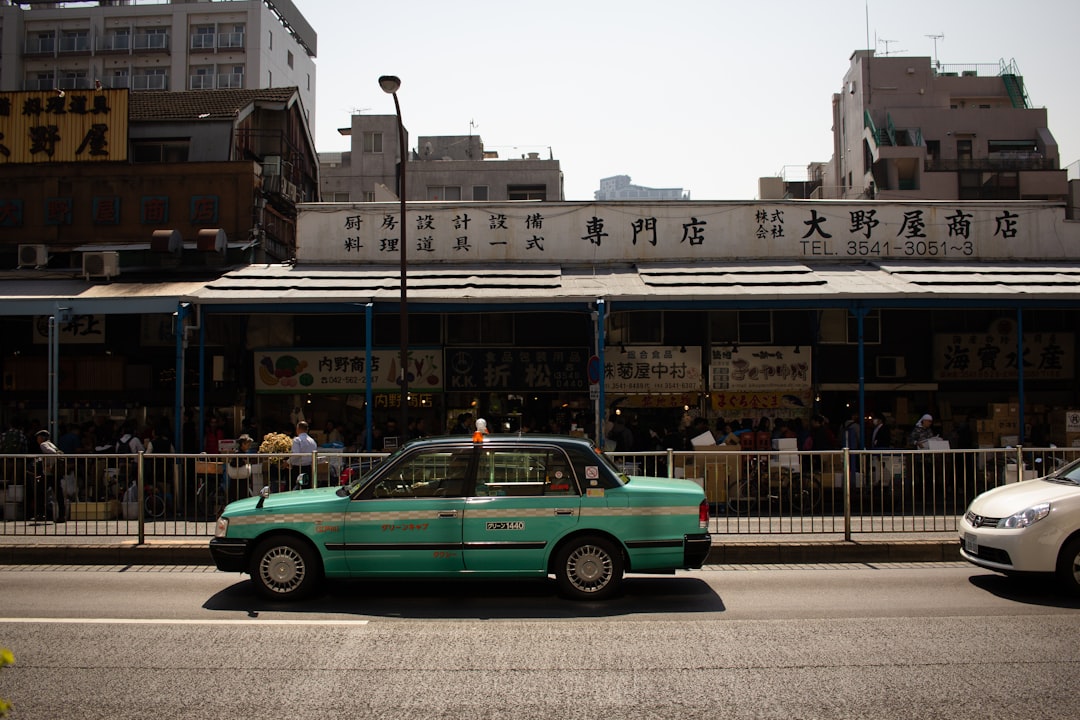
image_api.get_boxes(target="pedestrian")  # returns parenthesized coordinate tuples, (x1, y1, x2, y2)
(842, 411, 862, 449)
(909, 414, 936, 449)
(226, 434, 256, 501)
(33, 429, 65, 522)
(451, 413, 473, 435)
(289, 420, 317, 487)
(606, 414, 634, 452)
(869, 413, 891, 449)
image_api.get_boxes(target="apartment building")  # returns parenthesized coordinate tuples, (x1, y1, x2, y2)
(594, 175, 689, 201)
(320, 113, 563, 203)
(0, 0, 316, 130)
(762, 49, 1066, 201)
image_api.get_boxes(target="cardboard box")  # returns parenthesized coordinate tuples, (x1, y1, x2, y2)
(70, 500, 119, 520)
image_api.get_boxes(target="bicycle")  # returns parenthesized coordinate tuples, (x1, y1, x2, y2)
(725, 454, 822, 516)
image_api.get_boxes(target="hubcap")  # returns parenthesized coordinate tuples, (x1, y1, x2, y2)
(260, 546, 305, 593)
(567, 544, 612, 592)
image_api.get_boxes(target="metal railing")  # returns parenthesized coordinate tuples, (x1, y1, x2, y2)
(1, 447, 1077, 540)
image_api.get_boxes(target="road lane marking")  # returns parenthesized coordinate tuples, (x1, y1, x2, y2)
(0, 618, 368, 626)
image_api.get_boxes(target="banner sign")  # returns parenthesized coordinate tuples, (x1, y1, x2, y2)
(298, 201, 1067, 263)
(0, 89, 128, 164)
(709, 390, 814, 413)
(444, 347, 589, 392)
(710, 345, 810, 392)
(32, 315, 105, 344)
(255, 348, 443, 394)
(933, 321, 1074, 381)
(604, 345, 702, 394)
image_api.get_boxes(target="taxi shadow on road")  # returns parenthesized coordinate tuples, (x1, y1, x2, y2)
(967, 572, 1080, 609)
(203, 574, 725, 619)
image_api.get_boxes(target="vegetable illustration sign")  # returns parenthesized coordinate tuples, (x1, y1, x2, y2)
(254, 349, 443, 394)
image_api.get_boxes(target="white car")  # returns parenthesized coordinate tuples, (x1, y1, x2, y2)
(959, 458, 1080, 594)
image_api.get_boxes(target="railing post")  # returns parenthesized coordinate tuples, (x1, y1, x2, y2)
(842, 447, 852, 541)
(666, 448, 674, 478)
(136, 451, 145, 544)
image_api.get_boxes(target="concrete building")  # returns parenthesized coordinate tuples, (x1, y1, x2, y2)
(319, 114, 563, 203)
(595, 175, 689, 201)
(761, 50, 1067, 202)
(0, 0, 317, 131)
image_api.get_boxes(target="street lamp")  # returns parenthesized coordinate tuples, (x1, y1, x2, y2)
(379, 75, 409, 439)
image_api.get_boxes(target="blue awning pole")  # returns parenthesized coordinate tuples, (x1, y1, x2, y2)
(1017, 308, 1025, 444)
(198, 313, 206, 451)
(173, 302, 188, 452)
(855, 307, 867, 449)
(596, 298, 605, 448)
(365, 302, 374, 452)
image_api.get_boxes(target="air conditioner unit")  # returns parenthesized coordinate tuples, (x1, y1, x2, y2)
(18, 244, 48, 268)
(262, 175, 282, 194)
(876, 356, 907, 379)
(281, 178, 297, 202)
(82, 251, 120, 279)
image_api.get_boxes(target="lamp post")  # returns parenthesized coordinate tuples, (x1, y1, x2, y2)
(379, 75, 409, 438)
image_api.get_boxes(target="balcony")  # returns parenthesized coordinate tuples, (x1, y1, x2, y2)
(133, 33, 169, 51)
(218, 32, 245, 50)
(96, 35, 131, 52)
(24, 37, 56, 56)
(59, 36, 91, 54)
(217, 73, 244, 89)
(190, 75, 215, 90)
(926, 155, 1058, 172)
(190, 33, 216, 51)
(131, 74, 168, 91)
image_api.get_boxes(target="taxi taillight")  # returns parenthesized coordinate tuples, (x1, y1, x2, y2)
(699, 499, 710, 528)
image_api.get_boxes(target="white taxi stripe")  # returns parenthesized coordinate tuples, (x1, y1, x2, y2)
(226, 505, 697, 526)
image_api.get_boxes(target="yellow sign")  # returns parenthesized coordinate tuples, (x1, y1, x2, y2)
(0, 89, 128, 164)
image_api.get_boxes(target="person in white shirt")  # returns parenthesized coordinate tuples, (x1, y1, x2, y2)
(289, 421, 317, 487)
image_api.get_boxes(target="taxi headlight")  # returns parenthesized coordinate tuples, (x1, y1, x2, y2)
(214, 516, 229, 538)
(997, 502, 1050, 529)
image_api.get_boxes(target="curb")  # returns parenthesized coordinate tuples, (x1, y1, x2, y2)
(1, 540, 959, 567)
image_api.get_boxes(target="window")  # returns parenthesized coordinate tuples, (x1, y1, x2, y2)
(507, 185, 546, 201)
(60, 30, 90, 53)
(131, 139, 191, 164)
(134, 28, 168, 50)
(608, 310, 662, 345)
(476, 449, 580, 497)
(362, 132, 383, 153)
(29, 71, 55, 91)
(190, 65, 214, 90)
(362, 191, 376, 202)
(366, 447, 471, 498)
(818, 309, 881, 344)
(472, 186, 489, 201)
(268, 30, 272, 50)
(191, 25, 215, 50)
(708, 310, 776, 344)
(59, 70, 87, 90)
(446, 314, 514, 344)
(331, 192, 350, 202)
(427, 186, 461, 201)
(287, 50, 294, 69)
(105, 29, 130, 51)
(218, 65, 244, 89)
(132, 68, 168, 90)
(219, 25, 245, 49)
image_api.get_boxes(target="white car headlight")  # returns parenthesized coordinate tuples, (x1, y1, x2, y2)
(214, 516, 229, 538)
(997, 502, 1050, 529)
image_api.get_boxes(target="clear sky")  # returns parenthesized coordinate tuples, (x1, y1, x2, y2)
(294, 0, 1080, 201)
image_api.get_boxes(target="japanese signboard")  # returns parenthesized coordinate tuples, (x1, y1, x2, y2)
(32, 315, 105, 344)
(933, 320, 1074, 381)
(254, 348, 443, 394)
(604, 346, 702, 394)
(297, 201, 1067, 263)
(708, 345, 812, 413)
(444, 347, 589, 393)
(0, 89, 128, 164)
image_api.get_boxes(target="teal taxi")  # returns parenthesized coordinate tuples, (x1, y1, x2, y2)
(210, 434, 711, 600)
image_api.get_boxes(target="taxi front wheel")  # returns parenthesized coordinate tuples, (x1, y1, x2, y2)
(251, 535, 322, 601)
(554, 535, 624, 601)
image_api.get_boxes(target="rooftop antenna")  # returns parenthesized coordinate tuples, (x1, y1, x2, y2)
(926, 33, 944, 70)
(878, 38, 905, 56)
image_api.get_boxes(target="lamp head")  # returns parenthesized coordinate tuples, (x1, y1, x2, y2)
(378, 75, 401, 94)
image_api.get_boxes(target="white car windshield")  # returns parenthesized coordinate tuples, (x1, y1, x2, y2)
(1048, 459, 1080, 485)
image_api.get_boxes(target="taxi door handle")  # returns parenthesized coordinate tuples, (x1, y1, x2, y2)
(555, 509, 574, 516)
(438, 511, 458, 518)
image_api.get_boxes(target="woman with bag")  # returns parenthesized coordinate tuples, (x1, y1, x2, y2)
(225, 434, 255, 503)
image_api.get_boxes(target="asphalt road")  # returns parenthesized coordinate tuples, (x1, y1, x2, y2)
(1, 563, 1078, 719)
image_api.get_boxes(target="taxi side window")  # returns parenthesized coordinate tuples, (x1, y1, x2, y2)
(368, 448, 469, 499)
(474, 449, 579, 497)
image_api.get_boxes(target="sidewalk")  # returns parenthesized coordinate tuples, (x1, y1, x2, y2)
(0, 528, 961, 566)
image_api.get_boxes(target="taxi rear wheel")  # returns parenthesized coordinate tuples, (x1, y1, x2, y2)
(1056, 536, 1080, 596)
(251, 535, 322, 601)
(554, 535, 624, 601)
